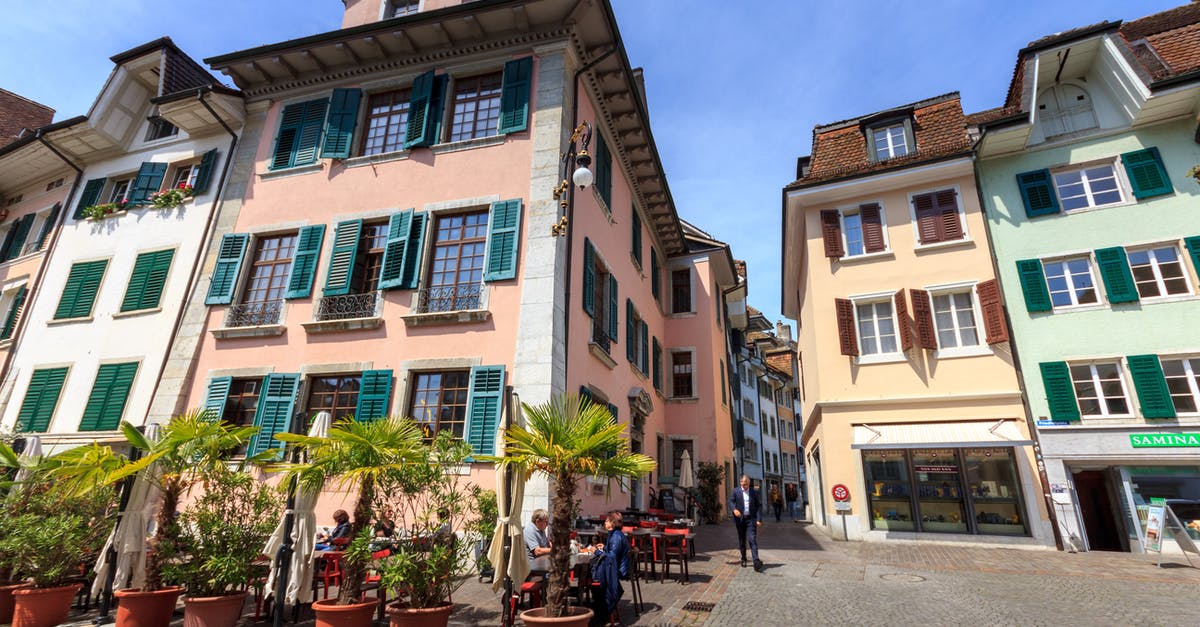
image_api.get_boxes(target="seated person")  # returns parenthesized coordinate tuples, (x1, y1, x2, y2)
(589, 511, 628, 626)
(433, 508, 455, 547)
(315, 510, 352, 550)
(524, 508, 552, 569)
(374, 508, 397, 539)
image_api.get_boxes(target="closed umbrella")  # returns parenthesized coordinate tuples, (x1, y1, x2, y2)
(489, 392, 528, 595)
(93, 424, 161, 597)
(263, 411, 330, 606)
(677, 449, 695, 520)
(12, 435, 41, 485)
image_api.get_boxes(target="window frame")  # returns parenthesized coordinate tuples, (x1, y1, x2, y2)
(669, 267, 693, 315)
(358, 86, 414, 157)
(850, 291, 903, 364)
(1125, 243, 1192, 300)
(836, 200, 890, 259)
(906, 185, 969, 249)
(304, 373, 363, 423)
(107, 177, 134, 204)
(407, 369, 471, 440)
(1069, 361, 1134, 418)
(423, 209, 489, 312)
(446, 70, 504, 143)
(670, 348, 696, 399)
(238, 230, 299, 306)
(865, 118, 914, 163)
(1041, 254, 1102, 310)
(385, 0, 422, 18)
(924, 280, 991, 359)
(169, 161, 200, 190)
(143, 116, 180, 143)
(1160, 355, 1200, 416)
(1050, 158, 1128, 213)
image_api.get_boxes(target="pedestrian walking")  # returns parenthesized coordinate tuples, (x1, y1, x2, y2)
(785, 484, 798, 521)
(728, 474, 763, 572)
(770, 485, 784, 522)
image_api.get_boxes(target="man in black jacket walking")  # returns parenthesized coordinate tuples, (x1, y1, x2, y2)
(729, 474, 763, 571)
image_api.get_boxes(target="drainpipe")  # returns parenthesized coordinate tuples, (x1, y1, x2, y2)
(0, 131, 84, 393)
(970, 154, 1065, 551)
(139, 87, 239, 424)
(721, 282, 743, 481)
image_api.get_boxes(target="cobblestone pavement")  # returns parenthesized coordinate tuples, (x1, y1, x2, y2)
(66, 517, 1200, 626)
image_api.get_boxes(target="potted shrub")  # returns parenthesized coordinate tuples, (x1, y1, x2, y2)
(45, 412, 259, 627)
(0, 442, 35, 623)
(167, 467, 282, 627)
(483, 395, 656, 627)
(376, 431, 477, 627)
(272, 417, 425, 627)
(696, 462, 727, 524)
(471, 487, 498, 583)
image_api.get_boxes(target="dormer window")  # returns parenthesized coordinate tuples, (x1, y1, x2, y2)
(865, 118, 913, 163)
(144, 116, 178, 142)
(389, 0, 420, 17)
(1037, 83, 1097, 138)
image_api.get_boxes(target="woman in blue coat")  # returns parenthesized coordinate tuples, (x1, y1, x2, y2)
(589, 510, 628, 626)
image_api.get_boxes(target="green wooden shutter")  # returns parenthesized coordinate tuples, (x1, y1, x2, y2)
(285, 224, 326, 299)
(1016, 169, 1060, 218)
(355, 369, 393, 422)
(484, 199, 522, 282)
(1127, 355, 1176, 419)
(323, 219, 363, 296)
(1016, 259, 1052, 312)
(271, 103, 306, 170)
(579, 386, 594, 406)
(79, 362, 139, 431)
(465, 365, 505, 456)
(249, 373, 299, 458)
(295, 99, 329, 166)
(1, 284, 27, 340)
(1094, 247, 1138, 304)
(55, 259, 108, 320)
(192, 149, 218, 195)
(121, 249, 175, 312)
(271, 99, 328, 169)
(1121, 147, 1172, 199)
(582, 238, 595, 316)
(404, 70, 440, 149)
(203, 376, 233, 421)
(625, 299, 636, 361)
(607, 275, 619, 342)
(0, 224, 17, 261)
(15, 367, 68, 433)
(128, 162, 168, 204)
(205, 233, 249, 305)
(1185, 236, 1200, 278)
(720, 359, 727, 404)
(399, 212, 427, 290)
(631, 209, 642, 267)
(651, 248, 660, 302)
(74, 178, 106, 219)
(321, 88, 362, 159)
(1039, 362, 1080, 422)
(639, 320, 648, 373)
(652, 337, 662, 391)
(497, 57, 533, 134)
(34, 203, 60, 251)
(378, 210, 413, 290)
(6, 214, 35, 261)
(595, 133, 612, 208)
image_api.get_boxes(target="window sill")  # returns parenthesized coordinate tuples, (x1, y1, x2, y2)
(855, 352, 907, 365)
(669, 312, 696, 319)
(592, 187, 612, 219)
(259, 162, 324, 180)
(0, 248, 45, 268)
(589, 343, 617, 370)
(631, 254, 643, 275)
(628, 362, 647, 381)
(1060, 200, 1134, 216)
(113, 307, 163, 319)
(301, 316, 384, 333)
(0, 339, 11, 349)
(211, 324, 287, 339)
(668, 396, 699, 404)
(837, 250, 894, 264)
(47, 316, 94, 326)
(1128, 293, 1197, 307)
(933, 345, 992, 360)
(430, 134, 506, 155)
(1048, 303, 1108, 315)
(342, 149, 411, 169)
(401, 309, 490, 327)
(84, 210, 129, 222)
(914, 238, 973, 254)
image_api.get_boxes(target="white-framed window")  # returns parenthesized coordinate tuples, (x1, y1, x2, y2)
(854, 299, 898, 356)
(1127, 245, 1191, 299)
(108, 178, 133, 204)
(1044, 256, 1099, 308)
(838, 203, 888, 257)
(144, 117, 179, 142)
(931, 289, 980, 349)
(170, 162, 199, 190)
(1161, 357, 1200, 415)
(871, 124, 909, 161)
(1069, 362, 1132, 417)
(1052, 162, 1123, 212)
(843, 210, 865, 256)
(743, 399, 755, 424)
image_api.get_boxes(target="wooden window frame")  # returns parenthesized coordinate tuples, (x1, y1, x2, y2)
(670, 268, 693, 315)
(240, 232, 298, 305)
(425, 209, 489, 311)
(670, 348, 695, 399)
(222, 377, 262, 428)
(353, 219, 390, 294)
(305, 374, 362, 422)
(865, 118, 913, 163)
(447, 71, 503, 143)
(359, 87, 413, 156)
(923, 281, 991, 358)
(1126, 243, 1192, 300)
(107, 177, 134, 204)
(851, 292, 903, 363)
(408, 369, 471, 439)
(1161, 356, 1200, 415)
(386, 0, 422, 18)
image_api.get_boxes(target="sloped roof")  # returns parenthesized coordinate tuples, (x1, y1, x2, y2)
(110, 37, 238, 102)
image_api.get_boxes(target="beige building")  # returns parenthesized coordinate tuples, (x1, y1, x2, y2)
(781, 93, 1054, 546)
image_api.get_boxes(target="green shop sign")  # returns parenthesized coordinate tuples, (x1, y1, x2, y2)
(1130, 433, 1200, 448)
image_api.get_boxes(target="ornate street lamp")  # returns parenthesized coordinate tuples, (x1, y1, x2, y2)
(551, 121, 593, 236)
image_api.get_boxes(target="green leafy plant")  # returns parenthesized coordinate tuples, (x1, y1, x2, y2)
(82, 200, 128, 220)
(482, 394, 656, 618)
(695, 462, 726, 524)
(1187, 164, 1200, 183)
(148, 183, 194, 209)
(471, 486, 498, 575)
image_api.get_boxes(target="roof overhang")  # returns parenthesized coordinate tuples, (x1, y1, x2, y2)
(154, 88, 246, 137)
(0, 117, 87, 194)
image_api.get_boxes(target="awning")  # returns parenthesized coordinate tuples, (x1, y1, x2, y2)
(851, 420, 1034, 449)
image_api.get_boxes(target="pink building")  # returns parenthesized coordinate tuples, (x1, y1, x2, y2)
(151, 0, 739, 518)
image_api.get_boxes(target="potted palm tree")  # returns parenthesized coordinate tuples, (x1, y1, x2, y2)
(272, 417, 425, 627)
(484, 394, 656, 626)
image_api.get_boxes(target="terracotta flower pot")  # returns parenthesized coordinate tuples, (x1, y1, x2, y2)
(0, 582, 33, 624)
(312, 597, 380, 627)
(183, 591, 247, 627)
(12, 583, 82, 627)
(520, 606, 593, 627)
(386, 601, 453, 627)
(114, 586, 183, 627)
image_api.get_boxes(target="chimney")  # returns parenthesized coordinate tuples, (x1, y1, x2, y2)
(775, 321, 792, 342)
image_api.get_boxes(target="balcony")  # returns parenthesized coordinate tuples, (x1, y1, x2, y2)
(401, 282, 490, 327)
(212, 299, 286, 339)
(588, 321, 616, 369)
(302, 291, 384, 334)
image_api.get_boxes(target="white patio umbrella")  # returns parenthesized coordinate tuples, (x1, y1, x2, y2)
(92, 424, 161, 596)
(12, 435, 41, 484)
(489, 392, 528, 594)
(263, 411, 330, 606)
(677, 449, 695, 520)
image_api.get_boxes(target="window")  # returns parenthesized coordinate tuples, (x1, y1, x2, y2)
(671, 351, 694, 398)
(222, 378, 261, 427)
(1127, 246, 1190, 298)
(856, 300, 898, 355)
(14, 367, 68, 433)
(758, 380, 771, 398)
(425, 211, 487, 311)
(911, 189, 964, 245)
(626, 302, 648, 374)
(1053, 163, 1122, 211)
(46, 178, 64, 191)
(355, 221, 389, 293)
(170, 162, 199, 190)
(671, 269, 691, 314)
(389, 0, 420, 17)
(871, 124, 909, 161)
(1070, 362, 1131, 417)
(1161, 358, 1200, 414)
(55, 259, 108, 320)
(361, 88, 412, 155)
(719, 360, 727, 405)
(630, 208, 642, 267)
(409, 370, 470, 438)
(0, 284, 27, 340)
(449, 72, 502, 142)
(584, 240, 616, 352)
(931, 291, 979, 349)
(144, 117, 178, 142)
(670, 440, 694, 477)
(120, 249, 174, 313)
(1044, 257, 1098, 308)
(244, 235, 296, 305)
(307, 375, 361, 422)
(743, 399, 755, 424)
(843, 211, 865, 256)
(108, 178, 132, 204)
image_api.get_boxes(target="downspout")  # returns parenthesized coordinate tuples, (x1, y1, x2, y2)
(721, 282, 743, 480)
(140, 87, 238, 423)
(970, 152, 1065, 551)
(0, 131, 84, 393)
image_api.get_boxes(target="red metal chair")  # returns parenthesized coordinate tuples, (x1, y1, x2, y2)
(363, 549, 390, 623)
(637, 520, 658, 529)
(660, 529, 690, 583)
(313, 551, 344, 600)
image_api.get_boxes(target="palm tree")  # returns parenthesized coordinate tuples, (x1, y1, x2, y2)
(271, 416, 425, 606)
(484, 394, 656, 619)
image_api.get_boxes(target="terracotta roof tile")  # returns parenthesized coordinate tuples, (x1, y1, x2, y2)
(764, 352, 794, 378)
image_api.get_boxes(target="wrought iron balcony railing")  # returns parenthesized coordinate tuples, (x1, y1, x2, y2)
(314, 291, 380, 321)
(414, 283, 484, 314)
(591, 321, 611, 354)
(224, 299, 283, 327)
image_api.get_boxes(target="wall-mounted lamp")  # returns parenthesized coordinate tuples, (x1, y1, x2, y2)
(551, 121, 593, 236)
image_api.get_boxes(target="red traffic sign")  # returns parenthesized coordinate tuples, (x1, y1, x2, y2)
(831, 484, 850, 502)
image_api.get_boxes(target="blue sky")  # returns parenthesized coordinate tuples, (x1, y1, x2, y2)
(0, 0, 1181, 329)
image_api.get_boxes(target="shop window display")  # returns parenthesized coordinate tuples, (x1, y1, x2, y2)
(964, 448, 1026, 535)
(1129, 466, 1200, 542)
(865, 450, 915, 531)
(913, 448, 968, 533)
